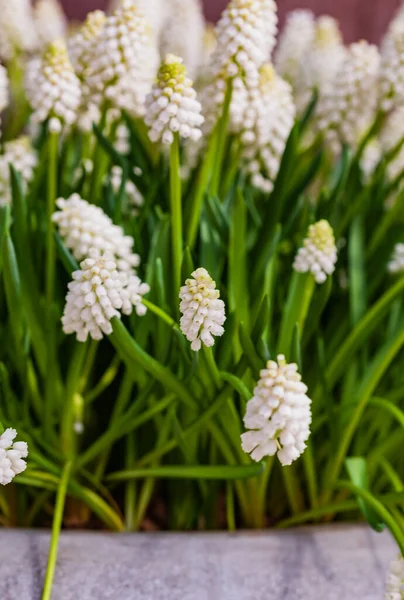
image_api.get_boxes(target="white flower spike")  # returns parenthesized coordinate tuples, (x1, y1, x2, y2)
(293, 220, 337, 284)
(0, 137, 37, 207)
(0, 428, 28, 485)
(29, 39, 81, 131)
(384, 556, 404, 600)
(241, 355, 312, 466)
(274, 10, 315, 88)
(52, 194, 140, 272)
(145, 54, 204, 145)
(34, 0, 67, 49)
(179, 268, 226, 351)
(388, 244, 404, 274)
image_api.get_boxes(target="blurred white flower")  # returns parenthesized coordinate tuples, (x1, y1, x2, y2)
(0, 137, 38, 206)
(110, 166, 144, 215)
(28, 39, 81, 131)
(53, 193, 140, 272)
(0, 0, 37, 60)
(274, 10, 315, 88)
(293, 220, 337, 284)
(160, 0, 205, 79)
(145, 54, 204, 145)
(179, 267, 226, 351)
(241, 355, 312, 466)
(0, 428, 28, 486)
(316, 40, 380, 154)
(34, 0, 67, 49)
(384, 556, 404, 599)
(388, 243, 404, 273)
(242, 63, 295, 193)
(380, 17, 404, 112)
(380, 106, 404, 184)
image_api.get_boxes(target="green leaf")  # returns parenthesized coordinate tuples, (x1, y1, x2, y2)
(107, 463, 264, 483)
(345, 457, 384, 532)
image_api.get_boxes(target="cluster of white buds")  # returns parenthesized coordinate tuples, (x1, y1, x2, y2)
(34, 0, 67, 49)
(85, 0, 158, 117)
(384, 556, 404, 600)
(62, 249, 149, 342)
(68, 11, 107, 81)
(295, 16, 345, 114)
(0, 65, 9, 133)
(145, 54, 204, 145)
(109, 0, 167, 41)
(0, 0, 37, 61)
(0, 137, 38, 207)
(179, 268, 226, 351)
(274, 10, 315, 88)
(202, 0, 278, 135)
(110, 166, 144, 215)
(293, 220, 338, 284)
(53, 194, 140, 272)
(241, 64, 295, 193)
(379, 15, 404, 112)
(29, 39, 81, 133)
(241, 355, 312, 466)
(0, 428, 28, 486)
(159, 0, 205, 80)
(388, 243, 404, 273)
(316, 41, 380, 154)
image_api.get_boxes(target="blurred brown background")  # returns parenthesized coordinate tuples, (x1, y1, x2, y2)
(61, 0, 402, 44)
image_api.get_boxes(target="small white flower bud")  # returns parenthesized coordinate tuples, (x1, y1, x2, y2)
(293, 220, 338, 284)
(384, 556, 404, 599)
(179, 267, 226, 351)
(0, 428, 28, 485)
(388, 243, 404, 273)
(241, 355, 312, 466)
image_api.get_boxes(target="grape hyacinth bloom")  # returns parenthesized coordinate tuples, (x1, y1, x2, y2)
(241, 355, 312, 466)
(274, 10, 315, 88)
(33, 0, 67, 49)
(29, 39, 81, 133)
(0, 428, 28, 485)
(384, 557, 404, 599)
(179, 268, 226, 351)
(0, 0, 37, 61)
(379, 17, 404, 112)
(388, 244, 404, 273)
(145, 54, 204, 145)
(242, 63, 295, 193)
(68, 10, 107, 81)
(53, 194, 141, 272)
(293, 220, 338, 284)
(0, 137, 37, 206)
(62, 249, 149, 342)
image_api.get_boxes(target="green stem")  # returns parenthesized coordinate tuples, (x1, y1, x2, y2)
(61, 342, 89, 458)
(169, 133, 183, 300)
(41, 461, 72, 600)
(210, 79, 233, 197)
(278, 272, 315, 357)
(45, 132, 59, 310)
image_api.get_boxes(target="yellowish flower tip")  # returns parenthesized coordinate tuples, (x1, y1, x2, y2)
(308, 219, 335, 252)
(314, 16, 342, 48)
(259, 63, 276, 87)
(43, 39, 72, 72)
(81, 10, 106, 41)
(159, 54, 187, 85)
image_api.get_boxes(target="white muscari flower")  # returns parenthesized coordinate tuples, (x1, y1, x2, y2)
(179, 267, 226, 351)
(0, 137, 38, 207)
(316, 41, 380, 154)
(384, 556, 404, 600)
(68, 10, 107, 81)
(109, 0, 167, 41)
(34, 0, 67, 49)
(110, 166, 144, 215)
(242, 63, 295, 193)
(145, 54, 204, 145)
(293, 220, 337, 284)
(379, 13, 404, 112)
(197, 25, 217, 84)
(52, 194, 140, 272)
(295, 15, 345, 114)
(0, 428, 28, 485)
(115, 123, 130, 155)
(241, 355, 312, 466)
(388, 243, 404, 273)
(86, 0, 158, 117)
(159, 0, 205, 79)
(62, 249, 149, 342)
(29, 39, 81, 130)
(0, 0, 37, 60)
(274, 10, 315, 88)
(381, 106, 404, 184)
